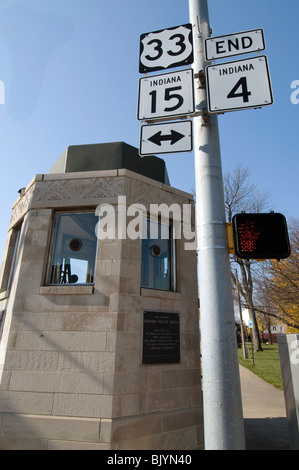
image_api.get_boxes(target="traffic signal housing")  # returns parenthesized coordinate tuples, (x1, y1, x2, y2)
(232, 212, 291, 260)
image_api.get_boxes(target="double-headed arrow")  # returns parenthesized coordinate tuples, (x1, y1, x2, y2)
(148, 129, 185, 146)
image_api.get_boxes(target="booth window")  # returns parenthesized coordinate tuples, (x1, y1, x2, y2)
(48, 212, 98, 285)
(141, 218, 176, 291)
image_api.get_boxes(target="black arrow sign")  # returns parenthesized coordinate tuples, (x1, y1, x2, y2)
(148, 129, 185, 146)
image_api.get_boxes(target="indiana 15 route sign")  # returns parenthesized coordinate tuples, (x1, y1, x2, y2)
(139, 24, 194, 73)
(139, 121, 193, 156)
(206, 56, 273, 114)
(137, 69, 195, 121)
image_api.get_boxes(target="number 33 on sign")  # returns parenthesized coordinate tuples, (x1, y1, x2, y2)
(139, 24, 194, 73)
(206, 56, 274, 113)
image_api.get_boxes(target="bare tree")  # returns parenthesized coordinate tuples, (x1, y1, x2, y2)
(224, 164, 272, 352)
(224, 165, 271, 221)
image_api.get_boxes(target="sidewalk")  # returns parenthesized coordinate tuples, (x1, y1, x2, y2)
(239, 365, 290, 450)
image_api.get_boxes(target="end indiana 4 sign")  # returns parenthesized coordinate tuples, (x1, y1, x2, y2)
(206, 55, 274, 113)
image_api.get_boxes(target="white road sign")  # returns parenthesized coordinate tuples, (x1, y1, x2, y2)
(137, 69, 195, 121)
(205, 29, 265, 61)
(139, 24, 194, 73)
(206, 56, 273, 114)
(139, 121, 193, 156)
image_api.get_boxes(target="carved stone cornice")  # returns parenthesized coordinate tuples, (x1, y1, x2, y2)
(8, 171, 194, 229)
(32, 177, 127, 207)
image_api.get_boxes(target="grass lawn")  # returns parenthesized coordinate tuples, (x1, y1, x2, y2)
(238, 343, 283, 390)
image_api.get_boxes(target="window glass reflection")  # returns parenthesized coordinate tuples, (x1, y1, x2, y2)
(141, 219, 175, 291)
(49, 213, 98, 285)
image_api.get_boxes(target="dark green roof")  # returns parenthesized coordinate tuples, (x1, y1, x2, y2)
(50, 142, 170, 185)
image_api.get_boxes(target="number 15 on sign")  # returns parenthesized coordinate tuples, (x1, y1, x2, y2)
(137, 70, 195, 121)
(206, 56, 274, 113)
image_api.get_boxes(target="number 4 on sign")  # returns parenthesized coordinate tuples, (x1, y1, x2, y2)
(227, 77, 251, 103)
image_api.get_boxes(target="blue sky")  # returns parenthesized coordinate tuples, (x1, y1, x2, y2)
(0, 0, 298, 257)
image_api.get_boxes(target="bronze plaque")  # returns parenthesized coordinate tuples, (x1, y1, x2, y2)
(142, 311, 180, 364)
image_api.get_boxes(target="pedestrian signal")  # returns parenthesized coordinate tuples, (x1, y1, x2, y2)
(232, 213, 291, 260)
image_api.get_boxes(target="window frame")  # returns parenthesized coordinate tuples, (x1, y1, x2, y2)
(141, 217, 177, 292)
(46, 211, 99, 287)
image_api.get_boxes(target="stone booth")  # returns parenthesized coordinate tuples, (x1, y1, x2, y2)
(0, 142, 203, 450)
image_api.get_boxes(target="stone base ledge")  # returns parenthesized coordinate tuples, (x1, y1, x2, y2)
(141, 288, 182, 300)
(40, 286, 94, 296)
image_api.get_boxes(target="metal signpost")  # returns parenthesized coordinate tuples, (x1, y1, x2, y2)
(188, 0, 246, 450)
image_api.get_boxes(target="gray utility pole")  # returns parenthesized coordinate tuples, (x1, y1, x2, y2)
(188, 0, 245, 450)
